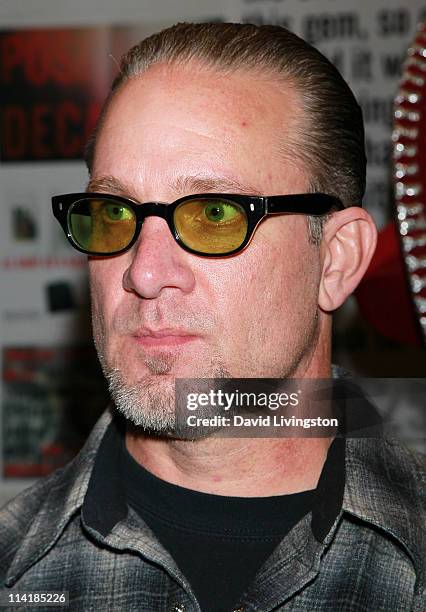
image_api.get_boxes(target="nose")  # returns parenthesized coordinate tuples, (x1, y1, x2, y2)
(122, 216, 196, 299)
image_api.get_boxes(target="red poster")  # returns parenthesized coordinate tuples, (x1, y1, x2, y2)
(0, 28, 112, 161)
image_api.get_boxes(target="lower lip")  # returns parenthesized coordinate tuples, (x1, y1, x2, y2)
(133, 335, 198, 348)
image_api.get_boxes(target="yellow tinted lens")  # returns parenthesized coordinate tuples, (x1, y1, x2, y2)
(174, 198, 248, 254)
(69, 198, 136, 253)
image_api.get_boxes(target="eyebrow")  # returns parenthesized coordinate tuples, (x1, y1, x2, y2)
(86, 175, 131, 197)
(170, 175, 262, 196)
(86, 174, 262, 200)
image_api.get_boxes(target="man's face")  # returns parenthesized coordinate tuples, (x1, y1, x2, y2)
(89, 61, 324, 432)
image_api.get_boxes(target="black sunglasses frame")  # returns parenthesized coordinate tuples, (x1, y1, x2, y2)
(52, 191, 345, 258)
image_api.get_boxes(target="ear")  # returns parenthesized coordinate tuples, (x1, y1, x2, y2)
(318, 207, 378, 312)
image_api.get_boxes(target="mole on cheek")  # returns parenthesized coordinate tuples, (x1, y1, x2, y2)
(241, 120, 248, 127)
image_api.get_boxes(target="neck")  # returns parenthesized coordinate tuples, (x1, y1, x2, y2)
(125, 433, 333, 496)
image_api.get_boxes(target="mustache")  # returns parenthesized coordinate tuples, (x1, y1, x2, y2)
(111, 303, 215, 335)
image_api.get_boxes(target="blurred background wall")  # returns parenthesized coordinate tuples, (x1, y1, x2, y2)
(1, 0, 425, 504)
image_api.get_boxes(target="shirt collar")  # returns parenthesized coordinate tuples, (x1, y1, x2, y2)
(82, 412, 345, 542)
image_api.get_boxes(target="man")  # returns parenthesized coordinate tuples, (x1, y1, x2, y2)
(1, 22, 424, 612)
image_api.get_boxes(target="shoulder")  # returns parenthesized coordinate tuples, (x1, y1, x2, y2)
(343, 438, 425, 586)
(346, 437, 425, 509)
(0, 469, 65, 581)
(0, 409, 113, 586)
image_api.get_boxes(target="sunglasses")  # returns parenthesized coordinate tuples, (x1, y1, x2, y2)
(52, 192, 345, 257)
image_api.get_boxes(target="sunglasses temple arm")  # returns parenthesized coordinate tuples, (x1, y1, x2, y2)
(266, 194, 345, 214)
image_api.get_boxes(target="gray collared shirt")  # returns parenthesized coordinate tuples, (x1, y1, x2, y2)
(0, 407, 425, 611)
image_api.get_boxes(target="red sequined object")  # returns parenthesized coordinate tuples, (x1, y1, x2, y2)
(393, 22, 426, 345)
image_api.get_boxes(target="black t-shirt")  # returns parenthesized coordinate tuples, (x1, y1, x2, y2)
(121, 439, 317, 612)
